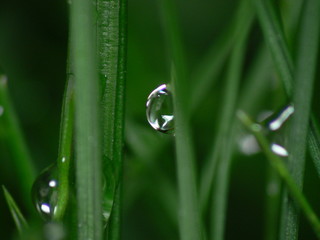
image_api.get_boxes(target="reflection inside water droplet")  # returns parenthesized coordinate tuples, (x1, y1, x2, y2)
(146, 84, 174, 134)
(32, 164, 59, 221)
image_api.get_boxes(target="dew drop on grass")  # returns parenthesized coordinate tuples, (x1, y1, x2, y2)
(238, 105, 294, 157)
(32, 164, 59, 221)
(146, 84, 174, 134)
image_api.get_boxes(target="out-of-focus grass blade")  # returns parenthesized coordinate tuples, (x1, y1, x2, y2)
(208, 6, 253, 239)
(190, 0, 254, 112)
(254, 0, 320, 239)
(238, 111, 320, 239)
(2, 185, 28, 233)
(159, 0, 202, 239)
(199, 0, 254, 215)
(0, 73, 36, 212)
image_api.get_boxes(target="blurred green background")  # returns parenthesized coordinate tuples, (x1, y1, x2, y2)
(1, 0, 320, 239)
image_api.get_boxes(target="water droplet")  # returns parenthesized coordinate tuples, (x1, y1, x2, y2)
(32, 164, 59, 221)
(262, 104, 294, 157)
(238, 105, 294, 157)
(146, 84, 174, 133)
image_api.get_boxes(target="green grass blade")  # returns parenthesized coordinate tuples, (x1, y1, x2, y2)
(238, 111, 320, 239)
(54, 66, 74, 221)
(0, 74, 36, 212)
(208, 9, 252, 240)
(108, 0, 127, 237)
(97, 0, 120, 222)
(159, 0, 202, 239)
(279, 0, 320, 239)
(199, 1, 254, 214)
(70, 0, 103, 238)
(254, 0, 294, 94)
(2, 186, 28, 234)
(254, 0, 320, 181)
(190, 1, 253, 112)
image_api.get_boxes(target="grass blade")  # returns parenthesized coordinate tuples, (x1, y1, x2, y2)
(279, 0, 320, 239)
(238, 111, 320, 239)
(159, 0, 202, 239)
(70, 0, 103, 238)
(190, 0, 253, 112)
(208, 8, 252, 240)
(254, 0, 320, 181)
(54, 65, 74, 221)
(107, 0, 127, 237)
(199, 0, 254, 214)
(0, 74, 36, 212)
(2, 186, 28, 234)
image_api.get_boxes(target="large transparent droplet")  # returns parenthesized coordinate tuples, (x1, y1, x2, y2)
(32, 164, 59, 221)
(146, 84, 174, 133)
(238, 105, 294, 157)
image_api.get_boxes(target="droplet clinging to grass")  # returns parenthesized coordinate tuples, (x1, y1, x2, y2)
(32, 164, 60, 221)
(146, 84, 174, 134)
(239, 104, 294, 157)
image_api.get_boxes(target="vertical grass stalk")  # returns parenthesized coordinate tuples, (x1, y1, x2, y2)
(159, 0, 202, 239)
(279, 0, 320, 239)
(70, 0, 103, 238)
(0, 73, 36, 212)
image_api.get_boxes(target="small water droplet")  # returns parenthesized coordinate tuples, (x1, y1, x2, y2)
(146, 84, 174, 133)
(32, 164, 59, 221)
(262, 104, 294, 157)
(238, 105, 294, 157)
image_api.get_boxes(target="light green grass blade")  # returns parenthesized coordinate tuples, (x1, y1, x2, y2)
(70, 0, 103, 238)
(238, 111, 320, 239)
(2, 185, 28, 234)
(279, 0, 320, 239)
(53, 64, 74, 221)
(190, 0, 253, 112)
(199, 0, 254, 215)
(209, 8, 253, 239)
(0, 74, 36, 212)
(159, 0, 202, 239)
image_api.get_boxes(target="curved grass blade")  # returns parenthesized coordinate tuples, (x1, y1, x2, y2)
(208, 9, 253, 240)
(199, 0, 254, 215)
(159, 0, 202, 239)
(2, 185, 28, 234)
(70, 0, 103, 238)
(238, 111, 320, 239)
(0, 74, 36, 212)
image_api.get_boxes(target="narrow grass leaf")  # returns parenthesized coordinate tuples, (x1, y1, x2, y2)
(159, 0, 202, 239)
(2, 185, 28, 234)
(199, 0, 254, 214)
(238, 111, 320, 239)
(70, 0, 103, 238)
(279, 0, 320, 239)
(54, 63, 74, 221)
(0, 74, 36, 212)
(208, 9, 252, 240)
